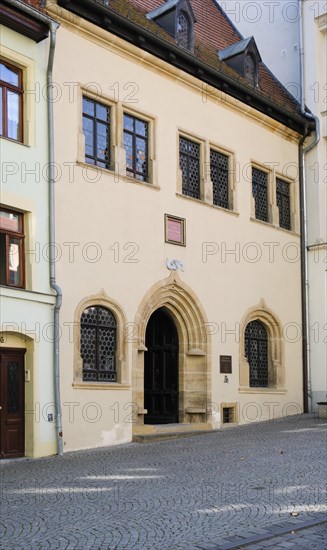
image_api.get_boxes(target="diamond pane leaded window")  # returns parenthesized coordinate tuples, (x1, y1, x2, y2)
(80, 306, 117, 382)
(123, 114, 148, 181)
(180, 137, 200, 199)
(177, 11, 191, 50)
(82, 97, 110, 169)
(252, 168, 268, 222)
(210, 149, 229, 209)
(276, 178, 291, 230)
(245, 320, 268, 387)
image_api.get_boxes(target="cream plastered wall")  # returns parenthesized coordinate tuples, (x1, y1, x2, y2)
(49, 8, 304, 451)
(1, 26, 57, 457)
(0, 296, 56, 457)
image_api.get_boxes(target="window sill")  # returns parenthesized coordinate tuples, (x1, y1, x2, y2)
(76, 160, 160, 190)
(238, 388, 287, 395)
(176, 193, 239, 216)
(0, 135, 30, 147)
(250, 217, 299, 236)
(73, 382, 131, 390)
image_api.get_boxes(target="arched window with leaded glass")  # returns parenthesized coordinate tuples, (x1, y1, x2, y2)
(177, 11, 191, 50)
(244, 53, 256, 86)
(80, 305, 117, 382)
(244, 320, 268, 387)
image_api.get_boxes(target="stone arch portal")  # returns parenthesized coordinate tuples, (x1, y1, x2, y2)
(133, 272, 212, 429)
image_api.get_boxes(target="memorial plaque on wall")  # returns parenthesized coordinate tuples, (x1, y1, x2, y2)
(165, 214, 186, 246)
(220, 355, 232, 374)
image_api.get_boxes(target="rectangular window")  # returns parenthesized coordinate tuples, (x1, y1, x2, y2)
(252, 167, 268, 222)
(276, 178, 291, 230)
(210, 149, 229, 209)
(82, 97, 111, 169)
(179, 137, 200, 199)
(0, 60, 23, 142)
(0, 208, 24, 288)
(123, 113, 148, 181)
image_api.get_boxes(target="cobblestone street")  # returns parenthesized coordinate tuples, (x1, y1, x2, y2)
(1, 415, 326, 549)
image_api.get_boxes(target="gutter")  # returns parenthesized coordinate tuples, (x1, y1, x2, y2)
(298, 0, 320, 414)
(4, 0, 63, 454)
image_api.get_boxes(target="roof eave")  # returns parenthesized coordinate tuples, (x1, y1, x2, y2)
(57, 0, 314, 136)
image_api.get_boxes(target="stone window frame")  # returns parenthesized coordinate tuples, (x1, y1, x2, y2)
(78, 85, 117, 172)
(274, 172, 298, 233)
(250, 162, 298, 233)
(120, 105, 157, 186)
(179, 133, 202, 200)
(77, 85, 158, 188)
(208, 142, 237, 212)
(239, 300, 285, 392)
(72, 289, 130, 389)
(177, 131, 238, 214)
(250, 162, 273, 225)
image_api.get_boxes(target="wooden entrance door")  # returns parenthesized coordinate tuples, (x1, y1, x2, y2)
(0, 349, 25, 458)
(144, 308, 179, 424)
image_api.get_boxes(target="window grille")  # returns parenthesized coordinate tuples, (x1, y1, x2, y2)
(252, 168, 268, 222)
(180, 137, 200, 199)
(222, 407, 235, 424)
(210, 149, 229, 209)
(245, 320, 268, 387)
(177, 11, 190, 49)
(276, 178, 291, 230)
(80, 306, 117, 382)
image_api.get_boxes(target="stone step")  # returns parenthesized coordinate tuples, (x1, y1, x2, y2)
(133, 424, 218, 443)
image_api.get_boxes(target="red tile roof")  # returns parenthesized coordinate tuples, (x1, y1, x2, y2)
(16, 0, 305, 123)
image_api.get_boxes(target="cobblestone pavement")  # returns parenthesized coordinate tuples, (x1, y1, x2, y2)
(1, 414, 326, 550)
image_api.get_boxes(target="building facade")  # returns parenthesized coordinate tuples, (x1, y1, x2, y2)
(42, 0, 314, 452)
(302, 1, 327, 409)
(0, 1, 58, 458)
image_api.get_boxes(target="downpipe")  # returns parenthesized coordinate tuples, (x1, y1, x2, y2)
(298, 0, 320, 413)
(47, 22, 63, 455)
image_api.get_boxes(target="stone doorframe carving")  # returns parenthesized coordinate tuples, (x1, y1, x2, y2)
(239, 299, 284, 389)
(133, 272, 212, 425)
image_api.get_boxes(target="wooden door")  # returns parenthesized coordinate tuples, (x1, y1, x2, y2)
(0, 349, 25, 458)
(144, 309, 179, 424)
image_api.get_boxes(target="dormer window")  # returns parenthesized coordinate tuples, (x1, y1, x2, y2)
(147, 0, 196, 52)
(219, 37, 261, 88)
(177, 11, 191, 49)
(244, 53, 256, 86)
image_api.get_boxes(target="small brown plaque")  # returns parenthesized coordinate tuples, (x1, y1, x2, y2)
(165, 214, 186, 246)
(220, 355, 232, 374)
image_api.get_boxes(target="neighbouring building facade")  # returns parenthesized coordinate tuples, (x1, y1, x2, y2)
(0, 1, 59, 458)
(302, 1, 327, 409)
(39, 0, 315, 453)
